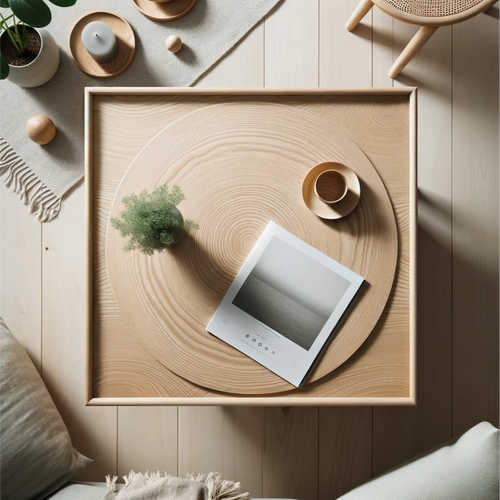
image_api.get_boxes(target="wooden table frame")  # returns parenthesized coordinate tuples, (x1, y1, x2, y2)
(85, 87, 417, 406)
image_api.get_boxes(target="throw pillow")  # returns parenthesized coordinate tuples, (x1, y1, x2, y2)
(338, 421, 499, 500)
(0, 318, 92, 500)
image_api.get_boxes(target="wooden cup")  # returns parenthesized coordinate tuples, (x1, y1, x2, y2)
(314, 169, 348, 204)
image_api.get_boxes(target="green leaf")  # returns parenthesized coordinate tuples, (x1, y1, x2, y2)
(0, 54, 10, 79)
(9, 0, 51, 27)
(47, 0, 76, 6)
(0, 0, 10, 8)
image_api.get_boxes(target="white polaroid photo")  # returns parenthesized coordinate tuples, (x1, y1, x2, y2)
(206, 221, 365, 387)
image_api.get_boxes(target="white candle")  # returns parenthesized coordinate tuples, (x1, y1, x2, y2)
(81, 21, 118, 64)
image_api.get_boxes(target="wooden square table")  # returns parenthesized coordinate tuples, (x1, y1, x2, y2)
(85, 88, 416, 405)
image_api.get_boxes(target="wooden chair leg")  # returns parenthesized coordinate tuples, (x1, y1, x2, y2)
(346, 0, 374, 32)
(389, 26, 438, 78)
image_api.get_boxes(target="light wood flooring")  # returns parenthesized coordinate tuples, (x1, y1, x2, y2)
(1, 1, 498, 498)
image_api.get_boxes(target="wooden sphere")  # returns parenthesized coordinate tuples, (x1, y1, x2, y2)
(165, 34, 182, 53)
(26, 116, 56, 145)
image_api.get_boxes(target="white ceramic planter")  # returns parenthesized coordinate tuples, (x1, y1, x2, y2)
(6, 28, 59, 88)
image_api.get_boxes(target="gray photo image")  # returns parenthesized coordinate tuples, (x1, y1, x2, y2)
(232, 236, 351, 351)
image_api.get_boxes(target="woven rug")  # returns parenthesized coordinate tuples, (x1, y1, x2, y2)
(0, 0, 281, 221)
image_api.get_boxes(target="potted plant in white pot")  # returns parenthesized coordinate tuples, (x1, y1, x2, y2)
(0, 0, 76, 87)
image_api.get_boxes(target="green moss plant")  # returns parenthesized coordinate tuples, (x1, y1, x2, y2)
(111, 184, 198, 255)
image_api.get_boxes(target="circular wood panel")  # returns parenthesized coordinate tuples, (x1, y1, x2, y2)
(106, 103, 398, 395)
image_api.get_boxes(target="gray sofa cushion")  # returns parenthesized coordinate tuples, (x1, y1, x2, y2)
(0, 318, 92, 500)
(339, 421, 499, 500)
(46, 483, 109, 500)
(47, 483, 295, 500)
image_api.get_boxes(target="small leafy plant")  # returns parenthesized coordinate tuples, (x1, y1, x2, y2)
(0, 0, 77, 79)
(111, 184, 198, 255)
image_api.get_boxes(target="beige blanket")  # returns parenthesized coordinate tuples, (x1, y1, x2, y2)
(103, 472, 249, 500)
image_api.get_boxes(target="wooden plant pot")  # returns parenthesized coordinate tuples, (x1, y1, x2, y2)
(4, 28, 59, 88)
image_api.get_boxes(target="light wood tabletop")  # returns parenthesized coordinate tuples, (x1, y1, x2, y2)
(88, 89, 412, 404)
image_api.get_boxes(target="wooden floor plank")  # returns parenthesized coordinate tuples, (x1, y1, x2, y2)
(263, 4, 320, 499)
(373, 21, 453, 474)
(320, 0, 372, 86)
(117, 407, 178, 477)
(0, 184, 42, 371)
(452, 9, 499, 435)
(115, 19, 266, 487)
(319, 407, 372, 499)
(372, 6, 393, 87)
(264, 407, 319, 500)
(264, 0, 318, 87)
(167, 22, 267, 498)
(178, 407, 264, 498)
(197, 24, 264, 87)
(318, 3, 374, 498)
(42, 184, 117, 481)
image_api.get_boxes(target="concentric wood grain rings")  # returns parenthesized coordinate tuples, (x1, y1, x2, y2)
(106, 102, 398, 394)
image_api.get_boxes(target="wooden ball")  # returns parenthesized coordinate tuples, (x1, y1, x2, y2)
(165, 35, 182, 53)
(26, 116, 56, 145)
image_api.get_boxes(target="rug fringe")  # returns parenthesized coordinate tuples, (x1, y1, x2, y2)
(187, 472, 250, 500)
(117, 471, 249, 500)
(123, 470, 136, 485)
(105, 475, 118, 493)
(0, 137, 61, 222)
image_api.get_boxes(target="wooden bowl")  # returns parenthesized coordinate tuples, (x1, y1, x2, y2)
(314, 169, 348, 204)
(302, 162, 361, 219)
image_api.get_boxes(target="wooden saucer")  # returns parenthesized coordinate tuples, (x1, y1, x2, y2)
(69, 11, 135, 79)
(302, 162, 361, 219)
(131, 0, 198, 21)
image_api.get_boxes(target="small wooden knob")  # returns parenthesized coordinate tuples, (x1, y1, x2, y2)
(26, 116, 56, 145)
(166, 35, 182, 53)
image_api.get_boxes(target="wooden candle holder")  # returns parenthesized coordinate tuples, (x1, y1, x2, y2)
(69, 11, 136, 79)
